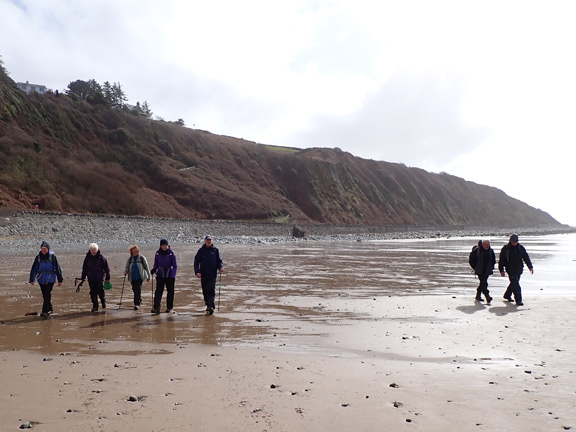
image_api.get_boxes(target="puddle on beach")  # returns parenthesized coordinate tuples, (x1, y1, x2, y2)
(0, 233, 574, 355)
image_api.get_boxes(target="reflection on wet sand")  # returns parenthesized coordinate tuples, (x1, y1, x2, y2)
(0, 234, 574, 355)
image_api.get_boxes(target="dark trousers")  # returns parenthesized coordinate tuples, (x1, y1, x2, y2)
(154, 277, 175, 311)
(88, 280, 106, 310)
(504, 273, 522, 303)
(201, 277, 217, 309)
(39, 283, 54, 314)
(131, 279, 143, 306)
(475, 274, 491, 300)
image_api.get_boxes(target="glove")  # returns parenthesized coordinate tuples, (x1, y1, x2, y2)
(150, 269, 156, 275)
(76, 280, 84, 293)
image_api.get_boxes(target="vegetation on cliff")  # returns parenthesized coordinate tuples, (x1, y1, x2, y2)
(0, 61, 559, 226)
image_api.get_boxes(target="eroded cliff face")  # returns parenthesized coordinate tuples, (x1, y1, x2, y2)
(0, 70, 558, 226)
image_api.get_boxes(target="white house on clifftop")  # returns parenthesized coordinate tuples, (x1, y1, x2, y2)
(16, 81, 50, 94)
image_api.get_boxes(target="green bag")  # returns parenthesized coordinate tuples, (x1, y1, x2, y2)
(104, 281, 113, 291)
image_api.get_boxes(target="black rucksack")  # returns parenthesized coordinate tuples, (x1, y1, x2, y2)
(468, 242, 481, 269)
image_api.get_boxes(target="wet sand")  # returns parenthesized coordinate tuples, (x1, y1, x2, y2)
(1, 235, 575, 431)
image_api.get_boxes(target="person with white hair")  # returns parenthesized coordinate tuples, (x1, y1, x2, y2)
(81, 243, 111, 312)
(468, 238, 496, 304)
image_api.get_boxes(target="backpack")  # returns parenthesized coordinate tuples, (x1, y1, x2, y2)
(35, 252, 58, 283)
(468, 242, 481, 269)
(129, 255, 149, 273)
(155, 250, 174, 277)
(37, 252, 57, 271)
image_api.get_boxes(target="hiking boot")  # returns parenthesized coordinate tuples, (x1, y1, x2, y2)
(102, 300, 106, 309)
(40, 312, 47, 318)
(486, 296, 493, 304)
(133, 305, 139, 311)
(503, 296, 513, 302)
(206, 307, 214, 316)
(91, 307, 98, 312)
(516, 302, 524, 306)
(475, 297, 483, 302)
(165, 309, 172, 313)
(151, 309, 160, 314)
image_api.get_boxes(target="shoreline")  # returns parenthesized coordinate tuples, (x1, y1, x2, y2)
(1, 210, 574, 254)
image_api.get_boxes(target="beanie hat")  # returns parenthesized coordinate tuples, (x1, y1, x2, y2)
(40, 240, 50, 250)
(160, 238, 169, 246)
(509, 234, 519, 243)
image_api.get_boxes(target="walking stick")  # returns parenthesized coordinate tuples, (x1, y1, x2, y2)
(118, 275, 126, 310)
(217, 271, 222, 311)
(74, 278, 84, 293)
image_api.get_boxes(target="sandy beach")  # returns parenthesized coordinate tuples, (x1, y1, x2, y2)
(1, 296, 574, 432)
(0, 233, 575, 431)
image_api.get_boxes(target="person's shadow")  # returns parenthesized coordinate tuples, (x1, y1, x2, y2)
(456, 301, 487, 315)
(488, 301, 523, 316)
(0, 310, 95, 325)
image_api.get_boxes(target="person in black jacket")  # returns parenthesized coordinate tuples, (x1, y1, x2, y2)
(194, 235, 223, 315)
(81, 243, 111, 312)
(468, 239, 496, 304)
(498, 234, 533, 306)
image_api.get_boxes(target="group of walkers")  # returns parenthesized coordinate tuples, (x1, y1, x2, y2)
(469, 234, 534, 306)
(29, 236, 223, 317)
(29, 232, 534, 318)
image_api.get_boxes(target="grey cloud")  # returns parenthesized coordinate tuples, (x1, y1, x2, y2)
(287, 74, 489, 166)
(118, 63, 283, 135)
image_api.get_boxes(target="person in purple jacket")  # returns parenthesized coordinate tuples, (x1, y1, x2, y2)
(150, 238, 177, 314)
(81, 243, 111, 312)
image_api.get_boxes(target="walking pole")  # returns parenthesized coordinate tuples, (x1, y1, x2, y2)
(217, 271, 222, 311)
(74, 278, 84, 293)
(118, 275, 126, 310)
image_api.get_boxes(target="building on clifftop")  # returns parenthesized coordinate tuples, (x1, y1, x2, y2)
(16, 80, 50, 94)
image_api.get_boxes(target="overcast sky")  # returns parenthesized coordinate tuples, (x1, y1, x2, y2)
(1, 0, 574, 226)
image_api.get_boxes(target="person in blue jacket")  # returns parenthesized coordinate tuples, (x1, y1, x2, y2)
(194, 235, 223, 315)
(150, 239, 177, 314)
(29, 241, 63, 317)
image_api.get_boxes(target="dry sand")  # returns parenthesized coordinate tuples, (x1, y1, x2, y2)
(1, 295, 574, 432)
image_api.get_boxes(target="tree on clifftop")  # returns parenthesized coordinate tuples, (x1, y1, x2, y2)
(0, 55, 10, 79)
(67, 79, 127, 108)
(103, 81, 127, 108)
(66, 79, 102, 101)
